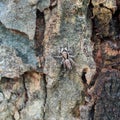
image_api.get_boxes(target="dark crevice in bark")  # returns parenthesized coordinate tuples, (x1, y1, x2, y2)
(43, 74, 47, 120)
(81, 68, 88, 84)
(34, 9, 47, 120)
(34, 9, 45, 57)
(112, 0, 120, 39)
(34, 9, 45, 73)
(87, 0, 94, 20)
(22, 75, 28, 107)
(81, 68, 91, 100)
(89, 103, 95, 120)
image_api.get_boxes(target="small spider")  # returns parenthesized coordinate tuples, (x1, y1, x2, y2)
(54, 47, 77, 71)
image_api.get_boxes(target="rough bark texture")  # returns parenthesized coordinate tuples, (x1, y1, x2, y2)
(0, 0, 119, 120)
(87, 0, 120, 120)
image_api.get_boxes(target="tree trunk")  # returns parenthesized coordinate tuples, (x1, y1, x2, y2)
(0, 0, 119, 120)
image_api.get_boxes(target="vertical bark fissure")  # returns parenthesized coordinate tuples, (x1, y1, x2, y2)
(113, 0, 120, 39)
(34, 9, 45, 72)
(34, 9, 47, 120)
(43, 74, 47, 120)
(34, 9, 45, 57)
(89, 103, 95, 120)
(22, 75, 28, 107)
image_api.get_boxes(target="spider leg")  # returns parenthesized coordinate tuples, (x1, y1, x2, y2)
(53, 56, 62, 59)
(69, 58, 76, 65)
(69, 58, 80, 67)
(69, 52, 79, 58)
(69, 55, 75, 58)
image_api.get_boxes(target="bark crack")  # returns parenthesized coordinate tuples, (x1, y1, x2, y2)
(34, 9, 45, 73)
(34, 8, 47, 120)
(43, 74, 47, 120)
(22, 75, 28, 107)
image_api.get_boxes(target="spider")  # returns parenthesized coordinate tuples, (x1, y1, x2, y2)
(53, 47, 77, 71)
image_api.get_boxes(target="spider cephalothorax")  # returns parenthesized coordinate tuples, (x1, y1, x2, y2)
(60, 48, 69, 59)
(54, 47, 76, 71)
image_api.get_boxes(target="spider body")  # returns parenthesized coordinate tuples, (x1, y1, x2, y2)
(54, 47, 76, 71)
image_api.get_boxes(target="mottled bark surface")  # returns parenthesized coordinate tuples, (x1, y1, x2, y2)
(0, 0, 119, 120)
(87, 0, 120, 120)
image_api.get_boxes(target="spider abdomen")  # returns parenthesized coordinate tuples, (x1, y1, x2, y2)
(64, 59, 72, 70)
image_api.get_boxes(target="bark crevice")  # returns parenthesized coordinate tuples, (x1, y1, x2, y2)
(34, 8, 47, 120)
(22, 75, 28, 107)
(43, 74, 47, 120)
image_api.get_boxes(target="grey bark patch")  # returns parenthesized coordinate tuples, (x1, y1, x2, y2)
(0, 23, 37, 78)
